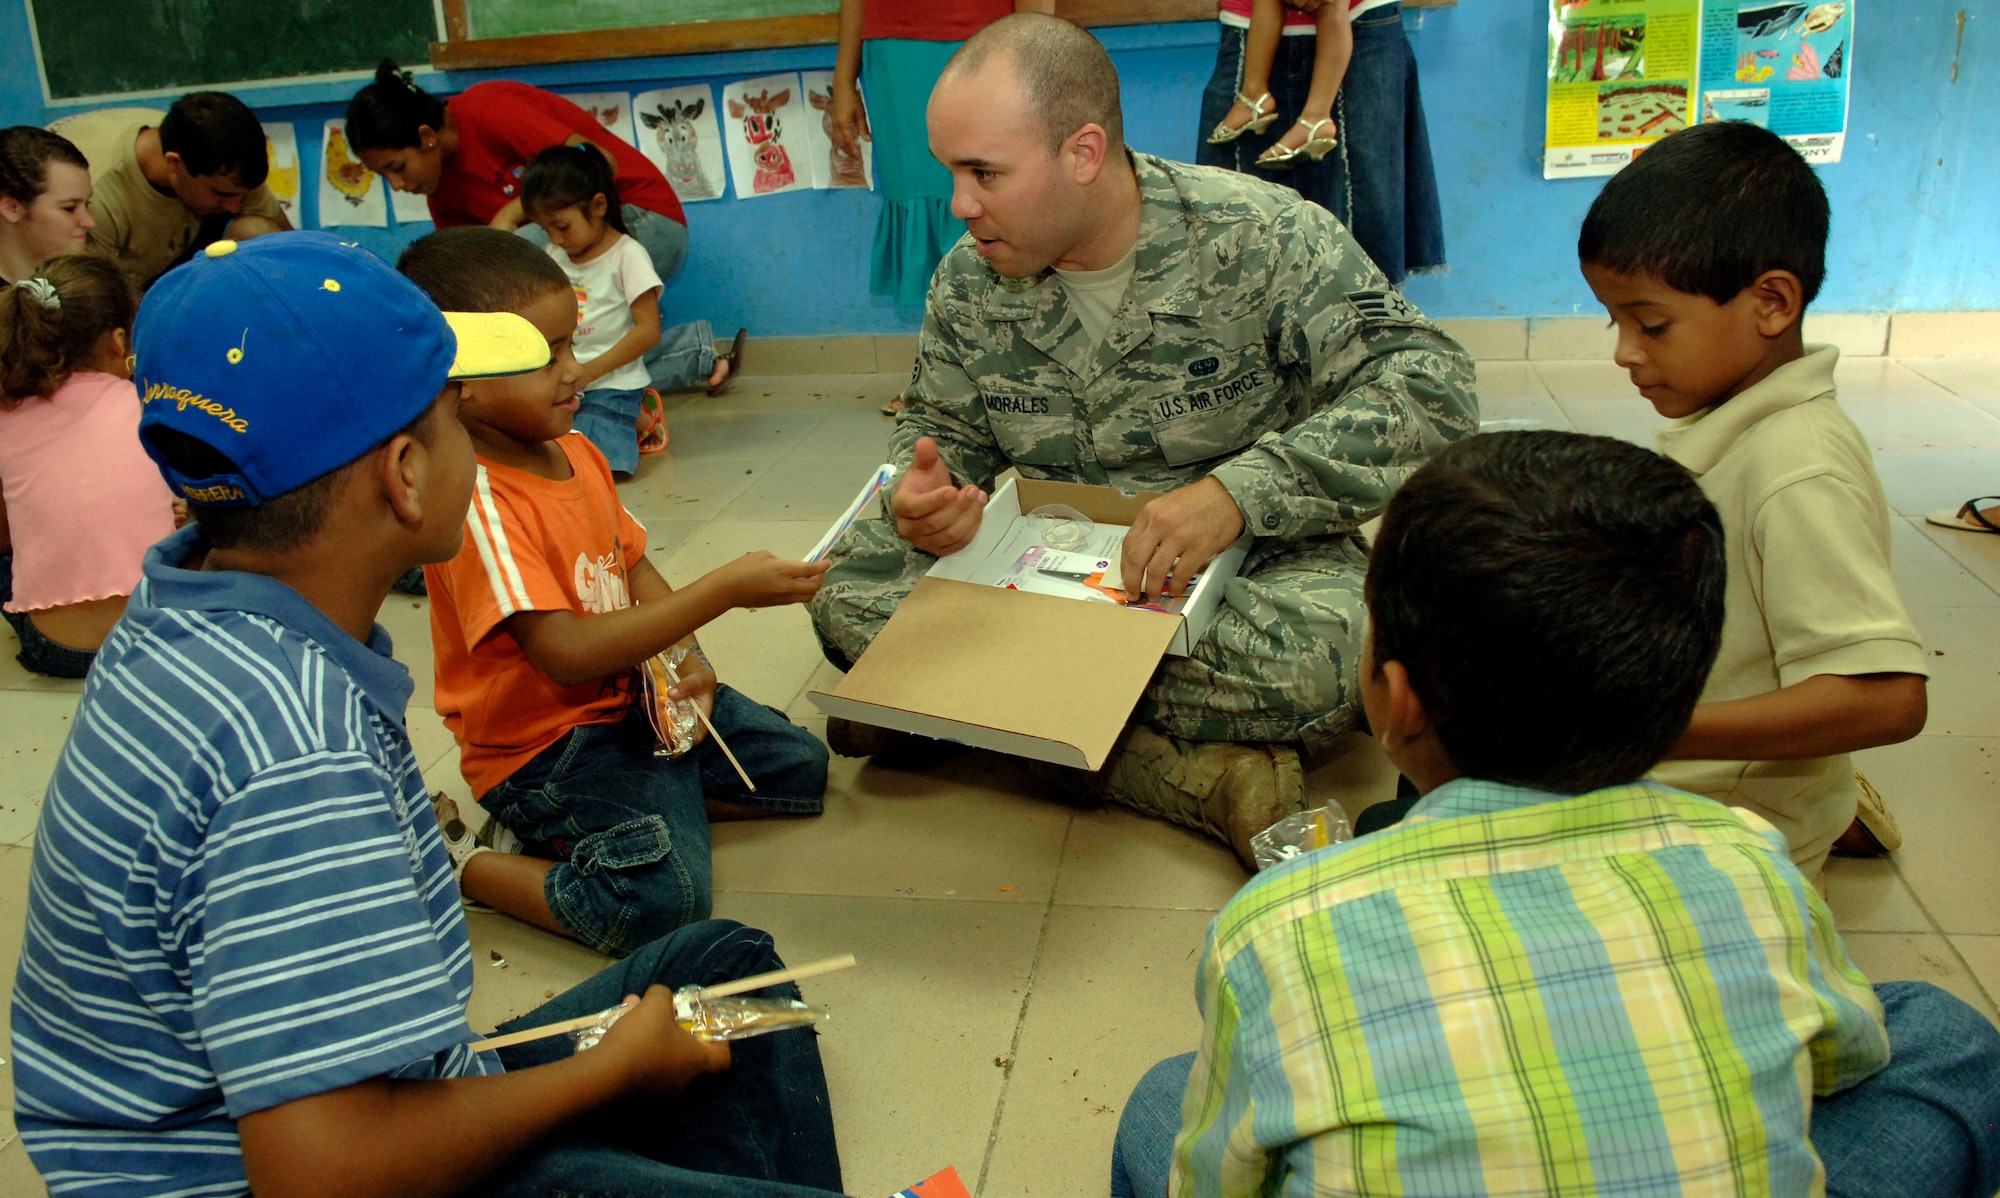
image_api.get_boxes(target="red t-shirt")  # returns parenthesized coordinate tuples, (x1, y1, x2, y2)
(429, 81, 686, 228)
(427, 433, 649, 798)
(863, 0, 1013, 42)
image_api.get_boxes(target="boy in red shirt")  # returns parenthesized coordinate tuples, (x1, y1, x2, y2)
(402, 227, 830, 956)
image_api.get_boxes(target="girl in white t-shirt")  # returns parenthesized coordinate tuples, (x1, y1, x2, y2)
(523, 144, 666, 476)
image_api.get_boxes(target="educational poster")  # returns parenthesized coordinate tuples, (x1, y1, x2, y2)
(1544, 0, 1699, 178)
(318, 119, 387, 227)
(390, 186, 431, 226)
(1699, 0, 1852, 162)
(633, 85, 728, 202)
(720, 73, 811, 199)
(799, 71, 874, 190)
(561, 90, 638, 149)
(262, 123, 300, 225)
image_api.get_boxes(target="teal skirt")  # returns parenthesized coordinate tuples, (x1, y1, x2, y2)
(864, 37, 966, 306)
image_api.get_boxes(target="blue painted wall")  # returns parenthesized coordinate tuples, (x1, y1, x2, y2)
(1, 2, 1991, 334)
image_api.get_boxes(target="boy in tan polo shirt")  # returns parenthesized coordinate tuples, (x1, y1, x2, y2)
(1578, 121, 1929, 880)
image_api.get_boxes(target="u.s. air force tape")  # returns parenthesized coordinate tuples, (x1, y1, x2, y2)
(1346, 289, 1427, 327)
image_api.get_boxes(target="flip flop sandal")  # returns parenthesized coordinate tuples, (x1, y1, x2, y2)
(1925, 495, 2000, 533)
(880, 395, 907, 417)
(636, 389, 669, 455)
(708, 326, 748, 397)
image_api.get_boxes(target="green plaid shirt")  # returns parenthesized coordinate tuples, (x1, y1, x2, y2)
(1174, 778, 1887, 1197)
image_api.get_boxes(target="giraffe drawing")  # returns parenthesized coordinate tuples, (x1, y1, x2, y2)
(807, 87, 868, 188)
(727, 88, 797, 194)
(640, 98, 720, 200)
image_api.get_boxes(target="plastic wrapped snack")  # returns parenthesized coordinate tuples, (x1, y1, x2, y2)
(1249, 804, 1355, 871)
(569, 992, 831, 1052)
(639, 642, 701, 759)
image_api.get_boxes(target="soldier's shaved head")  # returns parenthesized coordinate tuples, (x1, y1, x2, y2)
(944, 14, 1124, 155)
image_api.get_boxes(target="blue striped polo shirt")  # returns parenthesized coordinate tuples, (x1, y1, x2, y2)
(11, 528, 495, 1197)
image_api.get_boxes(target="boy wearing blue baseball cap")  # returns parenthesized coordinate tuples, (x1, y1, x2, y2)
(8, 233, 845, 1197)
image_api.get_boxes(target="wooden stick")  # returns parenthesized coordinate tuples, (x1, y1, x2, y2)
(464, 955, 858, 1053)
(694, 953, 856, 1001)
(666, 659, 756, 793)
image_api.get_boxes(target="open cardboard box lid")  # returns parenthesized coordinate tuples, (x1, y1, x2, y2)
(808, 478, 1247, 770)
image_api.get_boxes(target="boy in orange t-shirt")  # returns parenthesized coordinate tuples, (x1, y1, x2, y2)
(404, 227, 831, 956)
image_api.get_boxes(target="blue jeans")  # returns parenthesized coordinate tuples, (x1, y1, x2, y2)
(482, 694, 828, 958)
(1195, 7, 1446, 283)
(1112, 983, 2000, 1197)
(577, 386, 647, 477)
(520, 207, 717, 394)
(0, 553, 95, 678)
(472, 919, 845, 1198)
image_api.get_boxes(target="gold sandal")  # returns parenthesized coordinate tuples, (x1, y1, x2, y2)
(1207, 91, 1278, 145)
(1257, 117, 1338, 169)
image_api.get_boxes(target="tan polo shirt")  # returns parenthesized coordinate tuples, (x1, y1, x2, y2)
(1650, 345, 1928, 877)
(47, 108, 283, 290)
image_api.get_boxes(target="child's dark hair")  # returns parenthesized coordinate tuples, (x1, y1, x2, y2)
(1366, 430, 1726, 794)
(521, 143, 627, 234)
(158, 92, 269, 188)
(345, 61, 448, 153)
(1579, 121, 1827, 306)
(146, 399, 444, 554)
(397, 226, 571, 314)
(0, 127, 88, 206)
(1, 256, 137, 404)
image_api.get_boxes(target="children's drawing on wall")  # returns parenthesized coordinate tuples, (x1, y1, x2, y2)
(800, 71, 873, 190)
(318, 119, 387, 228)
(263, 123, 300, 225)
(721, 74, 811, 200)
(561, 91, 638, 148)
(633, 85, 727, 202)
(1597, 81, 1686, 140)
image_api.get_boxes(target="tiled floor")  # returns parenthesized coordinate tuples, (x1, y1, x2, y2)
(2, 354, 2000, 1194)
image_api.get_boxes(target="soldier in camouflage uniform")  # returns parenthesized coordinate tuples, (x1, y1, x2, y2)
(810, 14, 1478, 864)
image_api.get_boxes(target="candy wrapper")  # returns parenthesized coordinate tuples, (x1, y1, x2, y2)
(1249, 804, 1354, 871)
(640, 642, 701, 758)
(570, 990, 831, 1051)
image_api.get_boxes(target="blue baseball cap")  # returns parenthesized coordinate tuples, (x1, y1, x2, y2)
(135, 231, 548, 507)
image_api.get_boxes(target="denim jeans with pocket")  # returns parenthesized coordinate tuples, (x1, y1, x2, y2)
(472, 919, 845, 1198)
(1112, 983, 2000, 1197)
(576, 386, 648, 477)
(481, 692, 828, 957)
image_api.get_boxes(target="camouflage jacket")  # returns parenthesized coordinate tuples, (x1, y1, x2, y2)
(891, 153, 1479, 542)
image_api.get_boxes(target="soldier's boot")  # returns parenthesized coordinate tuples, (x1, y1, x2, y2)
(1099, 725, 1306, 868)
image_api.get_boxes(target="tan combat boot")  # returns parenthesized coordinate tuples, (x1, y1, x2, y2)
(1099, 725, 1306, 868)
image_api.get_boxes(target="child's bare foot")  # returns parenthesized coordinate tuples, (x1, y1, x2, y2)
(708, 327, 747, 397)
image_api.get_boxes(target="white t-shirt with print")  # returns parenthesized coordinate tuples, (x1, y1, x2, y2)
(548, 232, 663, 393)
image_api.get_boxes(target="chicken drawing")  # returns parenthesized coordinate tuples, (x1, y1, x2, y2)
(323, 125, 377, 206)
(263, 136, 299, 207)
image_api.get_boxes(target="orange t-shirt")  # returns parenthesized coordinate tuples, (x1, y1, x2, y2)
(428, 433, 649, 798)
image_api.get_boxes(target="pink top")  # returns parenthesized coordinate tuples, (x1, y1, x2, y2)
(1218, 0, 1396, 31)
(0, 372, 176, 612)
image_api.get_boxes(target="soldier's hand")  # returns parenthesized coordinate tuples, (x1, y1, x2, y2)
(893, 437, 987, 557)
(1122, 477, 1246, 603)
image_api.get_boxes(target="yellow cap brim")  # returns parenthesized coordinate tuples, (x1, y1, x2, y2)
(443, 311, 551, 379)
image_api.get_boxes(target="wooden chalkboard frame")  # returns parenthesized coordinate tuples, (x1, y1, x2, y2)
(431, 0, 1454, 71)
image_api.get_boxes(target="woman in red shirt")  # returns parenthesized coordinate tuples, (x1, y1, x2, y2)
(346, 65, 739, 395)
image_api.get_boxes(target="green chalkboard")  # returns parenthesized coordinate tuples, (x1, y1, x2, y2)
(30, 0, 437, 101)
(465, 0, 835, 41)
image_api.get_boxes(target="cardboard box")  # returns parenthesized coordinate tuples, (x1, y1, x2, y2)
(809, 478, 1249, 770)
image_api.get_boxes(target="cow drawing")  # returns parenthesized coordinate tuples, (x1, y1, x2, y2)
(807, 87, 868, 188)
(640, 98, 719, 200)
(726, 88, 796, 194)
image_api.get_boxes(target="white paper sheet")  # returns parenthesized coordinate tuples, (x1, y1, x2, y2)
(317, 118, 387, 228)
(798, 70, 873, 190)
(560, 90, 638, 147)
(720, 73, 811, 200)
(262, 123, 301, 225)
(632, 85, 728, 202)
